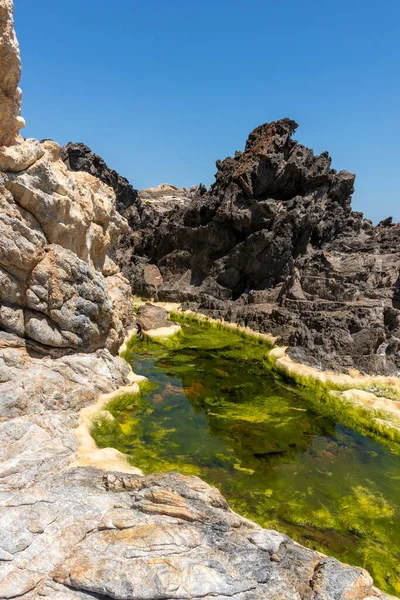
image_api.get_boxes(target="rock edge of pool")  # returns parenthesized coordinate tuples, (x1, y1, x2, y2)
(76, 308, 400, 598)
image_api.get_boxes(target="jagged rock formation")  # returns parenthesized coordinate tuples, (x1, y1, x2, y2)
(63, 120, 400, 375)
(61, 142, 140, 213)
(0, 1, 397, 597)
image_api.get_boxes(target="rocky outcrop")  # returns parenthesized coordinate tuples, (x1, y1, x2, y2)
(0, 139, 133, 353)
(0, 1, 397, 597)
(65, 120, 400, 375)
(0, 0, 25, 146)
(0, 2, 133, 354)
(1, 467, 387, 600)
(0, 325, 393, 599)
(0, 307, 394, 600)
(61, 142, 140, 213)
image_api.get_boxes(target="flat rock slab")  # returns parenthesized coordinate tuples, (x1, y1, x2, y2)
(0, 469, 383, 600)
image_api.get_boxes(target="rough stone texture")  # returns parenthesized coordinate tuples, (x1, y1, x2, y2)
(0, 322, 394, 600)
(64, 120, 400, 375)
(0, 322, 389, 599)
(0, 0, 25, 146)
(136, 302, 175, 331)
(0, 1, 395, 596)
(0, 332, 132, 488)
(0, 137, 44, 171)
(0, 0, 132, 355)
(0, 139, 133, 353)
(0, 437, 388, 599)
(0, 323, 390, 599)
(61, 142, 140, 213)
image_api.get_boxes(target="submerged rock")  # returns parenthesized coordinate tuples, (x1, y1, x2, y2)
(63, 121, 400, 376)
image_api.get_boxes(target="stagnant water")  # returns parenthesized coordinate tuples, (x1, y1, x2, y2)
(92, 319, 400, 594)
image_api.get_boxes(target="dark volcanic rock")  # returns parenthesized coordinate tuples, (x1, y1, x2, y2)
(61, 142, 140, 213)
(62, 120, 400, 376)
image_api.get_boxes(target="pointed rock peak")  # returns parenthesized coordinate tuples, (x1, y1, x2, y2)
(244, 118, 299, 153)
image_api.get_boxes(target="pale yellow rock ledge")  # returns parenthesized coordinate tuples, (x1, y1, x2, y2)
(71, 370, 145, 475)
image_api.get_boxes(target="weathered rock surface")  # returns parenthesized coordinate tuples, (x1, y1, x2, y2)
(0, 138, 132, 353)
(61, 142, 140, 213)
(0, 317, 394, 599)
(0, 1, 133, 355)
(136, 302, 175, 332)
(0, 0, 25, 147)
(0, 433, 390, 599)
(0, 1, 397, 597)
(0, 321, 390, 599)
(63, 120, 400, 375)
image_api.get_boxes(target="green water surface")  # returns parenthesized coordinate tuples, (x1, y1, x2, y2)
(92, 319, 400, 594)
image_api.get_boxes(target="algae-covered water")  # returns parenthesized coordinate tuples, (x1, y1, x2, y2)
(92, 318, 400, 594)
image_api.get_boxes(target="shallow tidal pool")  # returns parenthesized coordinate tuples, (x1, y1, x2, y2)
(92, 318, 400, 594)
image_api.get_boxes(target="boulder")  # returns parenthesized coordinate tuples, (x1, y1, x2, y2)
(136, 302, 173, 331)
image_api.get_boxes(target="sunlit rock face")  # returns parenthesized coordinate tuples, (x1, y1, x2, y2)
(0, 0, 25, 146)
(0, 141, 133, 352)
(0, 6, 132, 353)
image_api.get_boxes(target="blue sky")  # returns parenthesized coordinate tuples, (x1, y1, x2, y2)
(16, 0, 399, 223)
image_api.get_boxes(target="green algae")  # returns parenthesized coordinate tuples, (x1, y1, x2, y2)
(92, 318, 400, 595)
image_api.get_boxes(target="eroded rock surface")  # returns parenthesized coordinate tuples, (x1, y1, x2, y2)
(0, 456, 389, 600)
(0, 0, 25, 146)
(0, 321, 394, 599)
(137, 302, 175, 332)
(0, 321, 390, 599)
(0, 1, 397, 597)
(61, 142, 140, 213)
(63, 120, 400, 375)
(0, 1, 132, 355)
(0, 128, 134, 355)
(0, 138, 133, 353)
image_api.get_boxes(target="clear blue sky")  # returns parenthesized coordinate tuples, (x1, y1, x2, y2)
(16, 0, 399, 223)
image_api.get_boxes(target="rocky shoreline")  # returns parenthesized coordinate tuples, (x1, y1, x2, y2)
(63, 122, 400, 377)
(0, 1, 399, 598)
(0, 315, 396, 600)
